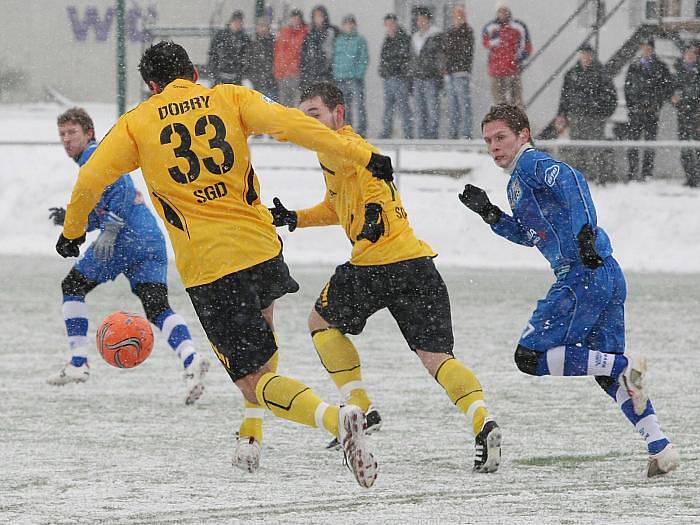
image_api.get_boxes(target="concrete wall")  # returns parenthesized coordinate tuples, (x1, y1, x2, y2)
(0, 0, 677, 137)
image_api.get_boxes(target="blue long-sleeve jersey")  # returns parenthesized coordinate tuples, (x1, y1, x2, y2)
(76, 140, 162, 243)
(492, 147, 612, 274)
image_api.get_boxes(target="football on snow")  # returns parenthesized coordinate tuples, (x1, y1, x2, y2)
(96, 311, 153, 368)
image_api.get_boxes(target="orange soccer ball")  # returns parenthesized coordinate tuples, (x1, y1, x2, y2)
(96, 311, 153, 368)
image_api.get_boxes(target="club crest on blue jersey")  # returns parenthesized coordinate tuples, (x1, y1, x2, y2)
(508, 178, 522, 208)
(544, 165, 560, 187)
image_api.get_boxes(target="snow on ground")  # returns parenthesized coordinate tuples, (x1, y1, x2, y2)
(1, 103, 699, 523)
(2, 258, 699, 524)
(1, 102, 699, 272)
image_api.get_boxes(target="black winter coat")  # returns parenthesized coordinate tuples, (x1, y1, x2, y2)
(673, 57, 700, 116)
(245, 34, 276, 93)
(208, 28, 251, 84)
(624, 56, 673, 113)
(443, 23, 474, 74)
(300, 25, 339, 88)
(379, 28, 412, 79)
(557, 60, 617, 118)
(412, 32, 444, 81)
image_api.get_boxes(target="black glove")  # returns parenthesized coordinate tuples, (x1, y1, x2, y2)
(366, 152, 394, 182)
(48, 207, 66, 226)
(577, 224, 604, 269)
(356, 203, 384, 243)
(56, 233, 86, 258)
(268, 197, 297, 231)
(458, 184, 503, 225)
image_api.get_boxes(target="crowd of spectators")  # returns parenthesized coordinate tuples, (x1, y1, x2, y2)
(206, 5, 700, 186)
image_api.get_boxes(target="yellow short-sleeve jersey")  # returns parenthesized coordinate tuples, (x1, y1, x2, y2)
(63, 80, 374, 287)
(296, 126, 435, 265)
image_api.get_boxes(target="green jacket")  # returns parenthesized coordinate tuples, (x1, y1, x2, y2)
(332, 31, 369, 80)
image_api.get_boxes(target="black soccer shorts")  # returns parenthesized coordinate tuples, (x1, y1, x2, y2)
(315, 256, 454, 354)
(187, 254, 299, 382)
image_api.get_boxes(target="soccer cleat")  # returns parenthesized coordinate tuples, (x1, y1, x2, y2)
(473, 419, 502, 473)
(621, 354, 649, 416)
(233, 434, 261, 474)
(183, 353, 210, 405)
(46, 362, 90, 386)
(647, 443, 680, 478)
(339, 405, 378, 488)
(326, 405, 382, 451)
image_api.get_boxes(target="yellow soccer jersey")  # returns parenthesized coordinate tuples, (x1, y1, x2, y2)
(295, 126, 435, 265)
(62, 80, 375, 287)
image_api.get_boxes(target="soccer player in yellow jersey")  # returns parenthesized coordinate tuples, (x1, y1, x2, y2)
(54, 42, 397, 488)
(268, 82, 502, 473)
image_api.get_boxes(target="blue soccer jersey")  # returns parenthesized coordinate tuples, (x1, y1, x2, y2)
(492, 146, 613, 275)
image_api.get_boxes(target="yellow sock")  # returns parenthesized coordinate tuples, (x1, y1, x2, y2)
(238, 351, 279, 442)
(312, 328, 371, 412)
(435, 358, 489, 435)
(255, 372, 340, 437)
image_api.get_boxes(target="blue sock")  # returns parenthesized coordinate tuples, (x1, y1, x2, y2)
(154, 309, 195, 367)
(62, 295, 89, 359)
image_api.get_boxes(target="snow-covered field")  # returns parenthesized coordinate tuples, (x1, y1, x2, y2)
(1, 103, 699, 523)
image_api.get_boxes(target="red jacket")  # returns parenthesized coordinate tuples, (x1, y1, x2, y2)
(273, 25, 308, 80)
(482, 18, 532, 77)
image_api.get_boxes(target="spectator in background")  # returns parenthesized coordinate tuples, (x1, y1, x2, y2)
(623, 37, 673, 181)
(245, 17, 277, 100)
(555, 43, 617, 180)
(333, 15, 369, 136)
(481, 5, 532, 106)
(274, 9, 308, 107)
(379, 13, 413, 139)
(208, 10, 251, 86)
(411, 7, 443, 139)
(300, 6, 338, 91)
(671, 43, 700, 187)
(443, 5, 475, 139)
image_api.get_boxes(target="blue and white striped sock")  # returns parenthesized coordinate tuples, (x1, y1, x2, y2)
(537, 345, 628, 378)
(599, 378, 670, 454)
(154, 309, 196, 369)
(62, 295, 88, 367)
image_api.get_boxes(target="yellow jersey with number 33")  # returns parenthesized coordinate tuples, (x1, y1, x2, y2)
(63, 80, 374, 287)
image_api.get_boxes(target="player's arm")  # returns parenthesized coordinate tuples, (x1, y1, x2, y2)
(58, 117, 139, 256)
(269, 192, 339, 231)
(458, 183, 534, 247)
(356, 166, 389, 243)
(238, 88, 393, 180)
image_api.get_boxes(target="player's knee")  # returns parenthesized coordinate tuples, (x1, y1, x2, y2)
(308, 308, 330, 333)
(61, 269, 95, 297)
(134, 283, 170, 324)
(514, 344, 540, 376)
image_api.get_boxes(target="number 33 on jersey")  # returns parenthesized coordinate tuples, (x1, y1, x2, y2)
(62, 80, 375, 287)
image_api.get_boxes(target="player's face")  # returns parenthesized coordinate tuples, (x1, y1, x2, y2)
(58, 122, 93, 159)
(299, 96, 344, 131)
(482, 120, 530, 169)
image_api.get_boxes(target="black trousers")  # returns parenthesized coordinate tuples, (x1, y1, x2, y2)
(626, 110, 659, 180)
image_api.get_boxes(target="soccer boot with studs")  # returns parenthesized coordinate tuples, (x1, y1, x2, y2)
(339, 405, 378, 488)
(327, 405, 382, 450)
(47, 362, 90, 386)
(473, 419, 502, 473)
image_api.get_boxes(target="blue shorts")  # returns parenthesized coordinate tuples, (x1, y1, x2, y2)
(519, 257, 626, 354)
(74, 237, 168, 291)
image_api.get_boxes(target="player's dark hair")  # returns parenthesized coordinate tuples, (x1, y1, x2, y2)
(481, 104, 531, 134)
(138, 41, 195, 89)
(57, 107, 94, 134)
(300, 81, 345, 110)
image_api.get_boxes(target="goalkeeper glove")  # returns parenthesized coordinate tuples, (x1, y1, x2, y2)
(366, 153, 394, 182)
(48, 207, 66, 226)
(458, 184, 503, 225)
(56, 233, 85, 258)
(356, 203, 384, 243)
(93, 222, 122, 261)
(577, 224, 604, 269)
(268, 197, 297, 231)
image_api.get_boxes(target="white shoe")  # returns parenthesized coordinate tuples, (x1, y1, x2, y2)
(233, 434, 261, 473)
(184, 354, 210, 405)
(473, 419, 502, 473)
(326, 405, 382, 450)
(339, 405, 378, 488)
(647, 443, 680, 478)
(620, 354, 649, 416)
(47, 362, 90, 386)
